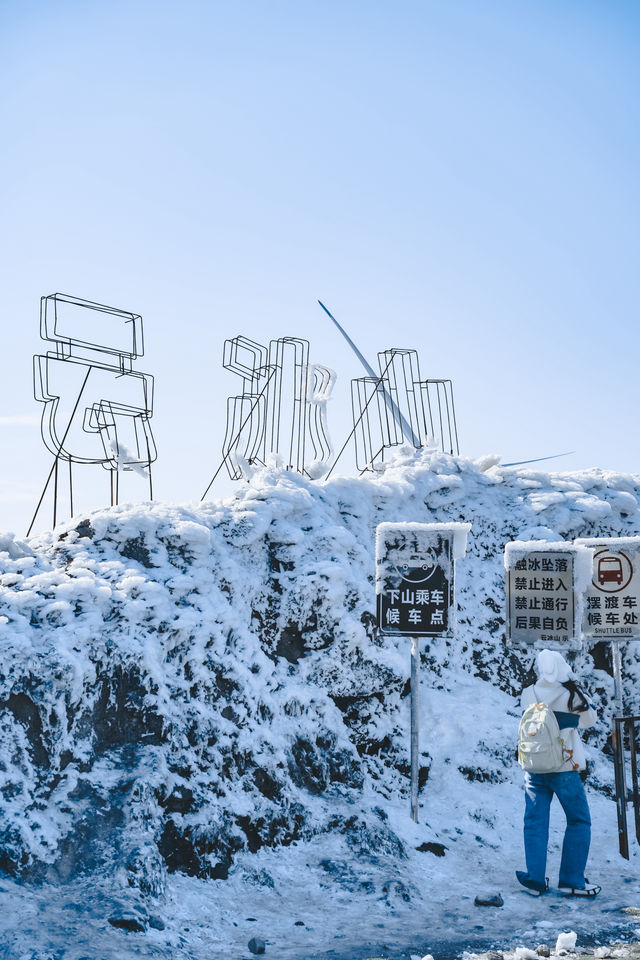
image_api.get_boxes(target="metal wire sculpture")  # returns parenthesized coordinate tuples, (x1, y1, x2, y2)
(29, 293, 156, 534)
(351, 348, 459, 473)
(202, 336, 335, 496)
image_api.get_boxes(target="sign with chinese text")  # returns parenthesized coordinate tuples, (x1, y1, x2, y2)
(575, 537, 640, 640)
(376, 523, 462, 637)
(505, 545, 579, 649)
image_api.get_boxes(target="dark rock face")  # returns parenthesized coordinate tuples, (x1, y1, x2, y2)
(417, 842, 447, 857)
(458, 765, 507, 784)
(0, 692, 49, 767)
(275, 622, 307, 664)
(74, 520, 95, 540)
(288, 736, 363, 794)
(474, 892, 504, 907)
(120, 537, 155, 569)
(157, 818, 238, 879)
(108, 912, 147, 932)
(92, 667, 164, 753)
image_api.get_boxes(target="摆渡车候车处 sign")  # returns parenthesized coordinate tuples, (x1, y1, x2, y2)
(376, 524, 462, 638)
(575, 537, 640, 640)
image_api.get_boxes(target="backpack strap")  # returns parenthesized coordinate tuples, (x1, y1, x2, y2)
(561, 679, 590, 713)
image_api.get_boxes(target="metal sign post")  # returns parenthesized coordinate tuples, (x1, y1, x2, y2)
(410, 634, 420, 820)
(575, 536, 640, 858)
(612, 641, 625, 717)
(612, 716, 640, 856)
(606, 642, 633, 858)
(376, 522, 470, 822)
(609, 639, 629, 857)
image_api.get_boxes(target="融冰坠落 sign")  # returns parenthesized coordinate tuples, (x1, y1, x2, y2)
(504, 540, 594, 650)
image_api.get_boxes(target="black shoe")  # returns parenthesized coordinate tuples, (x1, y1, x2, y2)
(516, 871, 549, 895)
(559, 880, 601, 898)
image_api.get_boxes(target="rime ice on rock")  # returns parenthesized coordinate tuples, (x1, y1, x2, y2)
(0, 451, 639, 956)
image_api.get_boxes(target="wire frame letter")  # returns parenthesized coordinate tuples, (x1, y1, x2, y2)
(30, 293, 156, 533)
(351, 348, 459, 473)
(222, 335, 336, 480)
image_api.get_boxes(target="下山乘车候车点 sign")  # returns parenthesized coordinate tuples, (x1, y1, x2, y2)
(376, 522, 469, 638)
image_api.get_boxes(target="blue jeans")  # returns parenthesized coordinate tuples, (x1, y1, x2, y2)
(523, 771, 591, 888)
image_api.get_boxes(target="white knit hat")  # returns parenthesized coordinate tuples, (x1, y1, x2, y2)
(536, 648, 574, 684)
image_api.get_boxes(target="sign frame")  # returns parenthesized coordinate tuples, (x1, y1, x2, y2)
(376, 521, 470, 823)
(575, 536, 640, 642)
(376, 522, 469, 639)
(575, 536, 640, 859)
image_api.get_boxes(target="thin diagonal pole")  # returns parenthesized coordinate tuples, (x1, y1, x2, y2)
(68, 460, 74, 518)
(144, 425, 154, 501)
(360, 443, 386, 475)
(53, 458, 59, 528)
(318, 301, 420, 446)
(447, 380, 460, 455)
(27, 367, 92, 536)
(325, 352, 396, 481)
(201, 368, 276, 501)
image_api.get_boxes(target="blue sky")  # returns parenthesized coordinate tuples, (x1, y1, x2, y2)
(1, 0, 639, 535)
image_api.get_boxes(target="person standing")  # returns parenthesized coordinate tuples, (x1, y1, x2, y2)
(516, 649, 600, 897)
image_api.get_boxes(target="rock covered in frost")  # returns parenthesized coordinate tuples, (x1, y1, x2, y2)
(0, 451, 638, 900)
(248, 936, 266, 954)
(474, 892, 504, 906)
(108, 910, 146, 932)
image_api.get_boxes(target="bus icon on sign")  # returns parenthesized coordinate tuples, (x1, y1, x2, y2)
(598, 556, 623, 586)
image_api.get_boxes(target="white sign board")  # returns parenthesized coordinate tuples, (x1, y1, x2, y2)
(505, 541, 593, 650)
(575, 537, 640, 640)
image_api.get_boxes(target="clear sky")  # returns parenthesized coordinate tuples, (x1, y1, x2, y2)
(1, 0, 639, 536)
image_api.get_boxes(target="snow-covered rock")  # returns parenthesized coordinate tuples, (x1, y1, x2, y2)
(1, 450, 639, 957)
(555, 931, 578, 954)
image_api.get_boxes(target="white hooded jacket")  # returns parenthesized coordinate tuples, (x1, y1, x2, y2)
(520, 650, 597, 772)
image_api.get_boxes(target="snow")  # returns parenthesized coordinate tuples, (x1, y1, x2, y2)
(0, 449, 640, 959)
(555, 931, 578, 953)
(0, 531, 34, 559)
(575, 536, 640, 552)
(376, 521, 472, 560)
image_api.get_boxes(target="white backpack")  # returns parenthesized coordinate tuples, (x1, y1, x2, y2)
(517, 699, 565, 773)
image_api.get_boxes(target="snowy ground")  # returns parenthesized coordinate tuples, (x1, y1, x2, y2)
(1, 450, 640, 959)
(0, 852, 639, 960)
